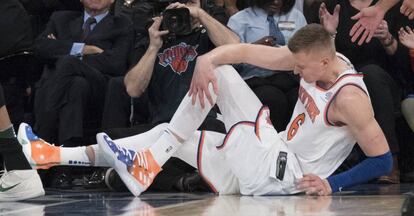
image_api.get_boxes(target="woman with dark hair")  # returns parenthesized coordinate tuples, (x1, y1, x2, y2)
(227, 0, 306, 131)
(249, 0, 296, 14)
(229, 0, 304, 45)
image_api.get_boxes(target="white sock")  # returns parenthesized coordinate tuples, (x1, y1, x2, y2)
(60, 146, 91, 166)
(149, 130, 181, 166)
(91, 144, 110, 167)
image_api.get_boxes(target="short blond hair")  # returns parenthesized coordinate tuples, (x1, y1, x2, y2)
(288, 24, 335, 56)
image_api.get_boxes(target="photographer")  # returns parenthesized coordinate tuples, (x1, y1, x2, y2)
(124, 0, 239, 124)
(103, 0, 239, 191)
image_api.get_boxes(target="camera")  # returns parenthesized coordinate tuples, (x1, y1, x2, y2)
(147, 0, 193, 41)
(119, 0, 193, 41)
(161, 8, 192, 38)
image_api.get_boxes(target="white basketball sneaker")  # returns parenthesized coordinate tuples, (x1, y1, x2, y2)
(0, 170, 45, 201)
(97, 133, 161, 196)
(17, 123, 61, 169)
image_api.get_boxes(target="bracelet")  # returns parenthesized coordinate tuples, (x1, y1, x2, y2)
(330, 31, 337, 39)
(329, 31, 338, 39)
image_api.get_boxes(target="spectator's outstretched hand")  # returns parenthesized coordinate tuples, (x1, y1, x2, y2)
(189, 55, 219, 109)
(319, 3, 340, 35)
(401, 0, 414, 19)
(399, 26, 414, 49)
(297, 174, 332, 196)
(350, 5, 386, 45)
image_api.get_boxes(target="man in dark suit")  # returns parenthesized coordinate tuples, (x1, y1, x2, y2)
(34, 0, 133, 146)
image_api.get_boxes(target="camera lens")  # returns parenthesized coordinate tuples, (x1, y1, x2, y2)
(162, 8, 191, 36)
(170, 15, 178, 29)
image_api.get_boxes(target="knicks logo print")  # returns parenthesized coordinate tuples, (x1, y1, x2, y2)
(158, 42, 199, 74)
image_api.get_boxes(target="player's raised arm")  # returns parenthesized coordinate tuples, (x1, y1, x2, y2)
(208, 43, 294, 71)
(189, 44, 294, 108)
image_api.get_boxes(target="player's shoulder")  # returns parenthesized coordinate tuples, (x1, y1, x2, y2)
(329, 84, 372, 125)
(333, 84, 369, 111)
(337, 84, 367, 98)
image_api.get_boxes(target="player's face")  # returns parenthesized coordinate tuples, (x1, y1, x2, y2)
(292, 51, 326, 83)
(81, 0, 114, 14)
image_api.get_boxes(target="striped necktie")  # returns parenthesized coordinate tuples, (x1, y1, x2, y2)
(267, 15, 285, 46)
(82, 17, 97, 41)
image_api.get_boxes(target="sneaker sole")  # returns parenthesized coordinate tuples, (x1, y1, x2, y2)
(104, 168, 116, 191)
(0, 171, 45, 202)
(0, 188, 45, 202)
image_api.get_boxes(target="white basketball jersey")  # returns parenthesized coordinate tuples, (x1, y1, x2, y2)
(281, 54, 369, 178)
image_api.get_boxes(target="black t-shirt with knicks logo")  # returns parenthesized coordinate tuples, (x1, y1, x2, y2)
(148, 27, 215, 124)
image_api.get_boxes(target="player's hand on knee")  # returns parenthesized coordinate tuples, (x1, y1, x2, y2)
(297, 174, 332, 196)
(189, 55, 219, 109)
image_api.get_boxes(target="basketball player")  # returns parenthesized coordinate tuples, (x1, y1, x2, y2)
(18, 24, 392, 196)
(0, 83, 44, 201)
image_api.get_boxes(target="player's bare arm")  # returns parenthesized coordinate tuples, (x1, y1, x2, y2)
(330, 85, 389, 156)
(189, 44, 295, 107)
(319, 84, 392, 194)
(298, 84, 391, 196)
